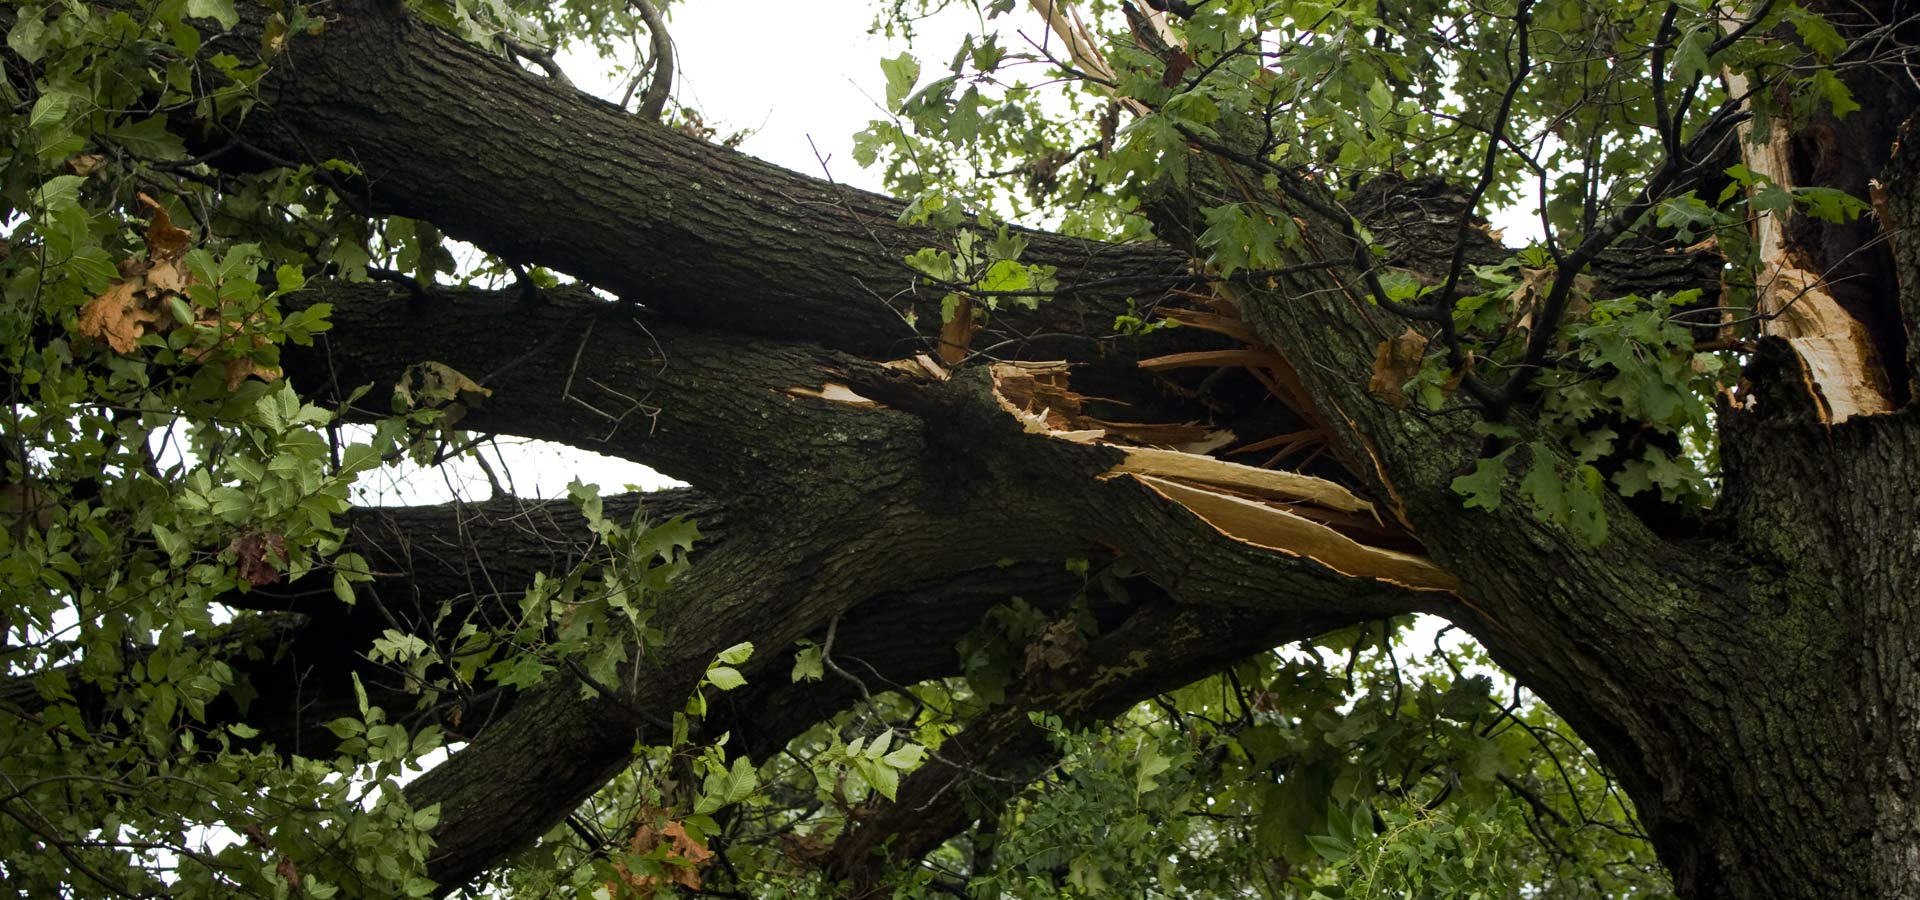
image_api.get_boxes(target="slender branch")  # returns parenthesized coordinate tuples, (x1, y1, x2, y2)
(1650, 2, 1682, 158)
(1430, 0, 1536, 338)
(1491, 96, 1753, 414)
(627, 0, 674, 121)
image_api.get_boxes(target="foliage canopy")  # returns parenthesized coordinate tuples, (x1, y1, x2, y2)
(0, 0, 1897, 897)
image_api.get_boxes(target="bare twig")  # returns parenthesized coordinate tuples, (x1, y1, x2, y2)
(627, 0, 674, 121)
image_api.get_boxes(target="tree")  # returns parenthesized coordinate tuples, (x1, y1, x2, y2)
(2, 0, 1916, 897)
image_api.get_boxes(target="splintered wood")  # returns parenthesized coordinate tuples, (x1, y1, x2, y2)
(989, 362, 1457, 594)
(1725, 67, 1895, 423)
(1106, 446, 1375, 515)
(1132, 475, 1458, 592)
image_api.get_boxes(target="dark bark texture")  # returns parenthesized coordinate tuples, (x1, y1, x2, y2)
(9, 0, 1920, 897)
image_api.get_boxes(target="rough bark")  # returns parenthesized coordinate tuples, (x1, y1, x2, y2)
(11, 0, 1920, 897)
(266, 283, 1427, 889)
(236, 17, 1905, 898)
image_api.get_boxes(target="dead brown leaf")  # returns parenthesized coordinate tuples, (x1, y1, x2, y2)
(78, 279, 163, 354)
(229, 532, 288, 587)
(610, 813, 715, 898)
(139, 193, 191, 261)
(67, 154, 106, 177)
(223, 357, 283, 391)
(1023, 618, 1087, 676)
(146, 259, 188, 294)
(1367, 327, 1428, 409)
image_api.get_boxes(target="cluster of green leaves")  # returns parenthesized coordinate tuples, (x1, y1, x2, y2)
(862, 0, 1872, 549)
(929, 622, 1669, 900)
(684, 614, 1668, 898)
(0, 2, 705, 896)
(902, 224, 1059, 328)
(480, 552, 1666, 899)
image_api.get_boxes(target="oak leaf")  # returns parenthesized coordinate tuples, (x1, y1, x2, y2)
(146, 259, 188, 294)
(223, 357, 283, 391)
(610, 813, 714, 897)
(78, 279, 163, 354)
(67, 153, 105, 176)
(1367, 327, 1428, 409)
(140, 193, 191, 261)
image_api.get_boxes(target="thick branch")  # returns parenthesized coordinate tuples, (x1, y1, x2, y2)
(230, 3, 1192, 359)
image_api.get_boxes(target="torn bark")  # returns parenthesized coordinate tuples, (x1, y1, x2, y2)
(8, 1, 1916, 896)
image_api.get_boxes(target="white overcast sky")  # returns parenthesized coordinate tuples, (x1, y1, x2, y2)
(563, 1, 989, 194)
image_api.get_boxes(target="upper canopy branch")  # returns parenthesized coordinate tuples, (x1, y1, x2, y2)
(213, 0, 1190, 360)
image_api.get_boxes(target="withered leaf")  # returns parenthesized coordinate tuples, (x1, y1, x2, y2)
(1367, 327, 1429, 409)
(230, 532, 288, 587)
(67, 153, 106, 177)
(139, 193, 191, 261)
(612, 814, 715, 897)
(147, 259, 188, 294)
(78, 279, 163, 354)
(1022, 618, 1087, 675)
(224, 357, 283, 392)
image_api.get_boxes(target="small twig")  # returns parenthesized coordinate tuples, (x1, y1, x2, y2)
(368, 266, 430, 302)
(501, 35, 574, 89)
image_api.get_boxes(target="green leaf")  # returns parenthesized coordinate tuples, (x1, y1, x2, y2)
(1307, 832, 1352, 862)
(904, 247, 954, 281)
(29, 175, 85, 213)
(881, 53, 921, 109)
(725, 756, 759, 803)
(1519, 442, 1568, 522)
(7, 8, 50, 63)
(1135, 742, 1173, 797)
(706, 666, 746, 691)
(1792, 11, 1847, 60)
(864, 758, 900, 801)
(186, 0, 240, 30)
(1367, 79, 1392, 113)
(790, 643, 823, 682)
(1450, 449, 1513, 511)
(1810, 69, 1860, 118)
(881, 743, 925, 770)
(107, 116, 189, 161)
(1566, 464, 1609, 546)
(715, 641, 754, 666)
(29, 92, 71, 130)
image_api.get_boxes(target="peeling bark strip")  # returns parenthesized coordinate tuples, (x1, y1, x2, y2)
(984, 356, 1451, 589)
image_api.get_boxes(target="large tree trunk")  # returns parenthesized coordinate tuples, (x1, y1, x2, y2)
(245, 8, 1920, 897)
(11, 1, 1920, 897)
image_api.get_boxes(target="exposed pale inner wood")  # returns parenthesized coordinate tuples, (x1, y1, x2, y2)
(1105, 445, 1375, 515)
(781, 383, 884, 408)
(1131, 474, 1458, 593)
(1726, 66, 1895, 423)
